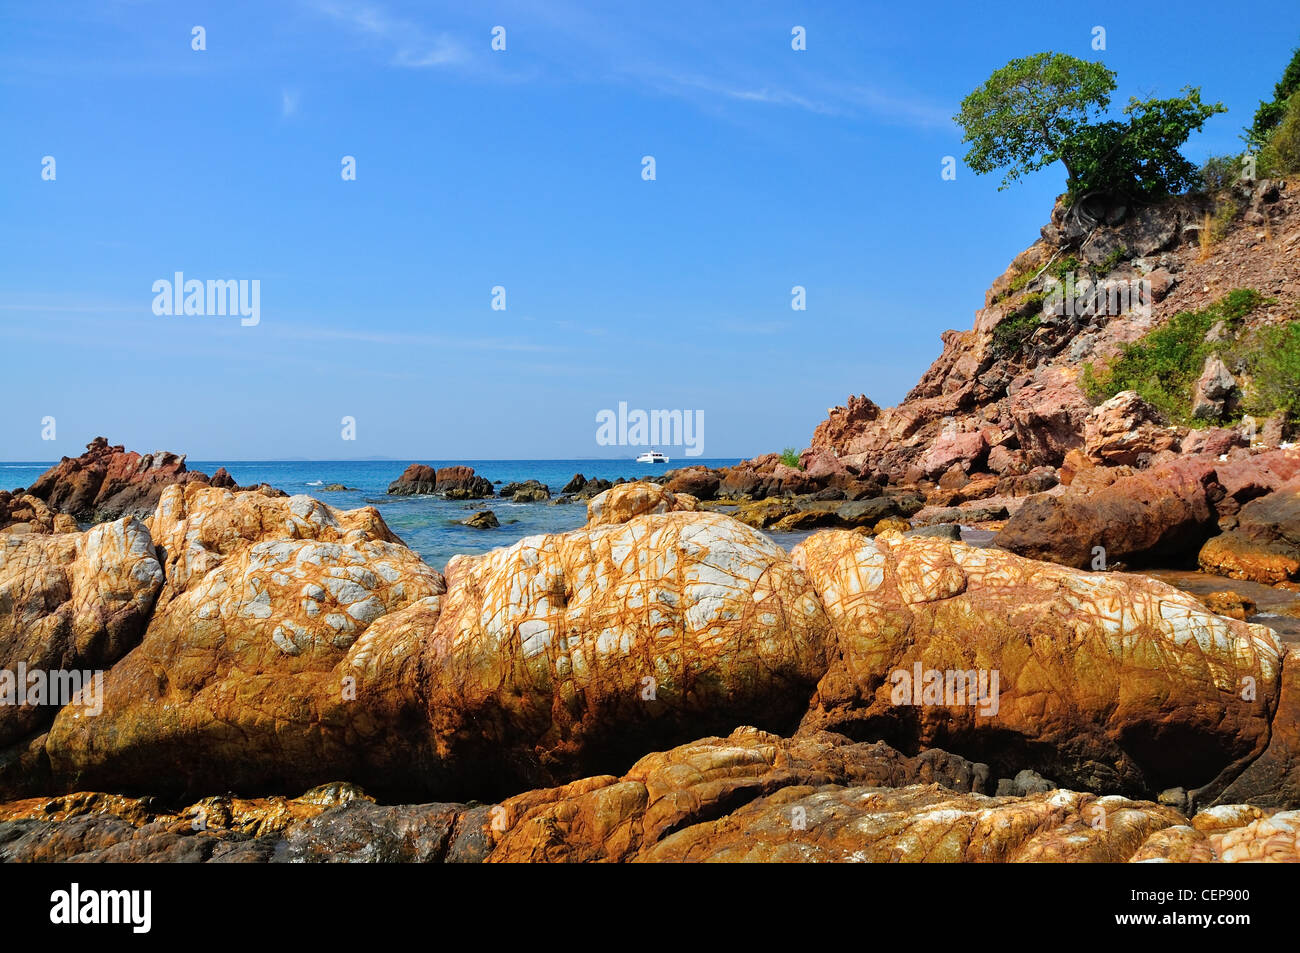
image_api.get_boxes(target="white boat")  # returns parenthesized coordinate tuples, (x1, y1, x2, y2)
(636, 450, 669, 464)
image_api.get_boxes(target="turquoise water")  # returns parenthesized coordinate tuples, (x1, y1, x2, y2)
(4, 459, 742, 571)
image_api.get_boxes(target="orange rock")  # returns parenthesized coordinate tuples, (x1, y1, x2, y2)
(792, 530, 1283, 798)
(41, 489, 445, 799)
(1197, 590, 1258, 620)
(585, 481, 698, 526)
(425, 512, 831, 791)
(0, 518, 162, 774)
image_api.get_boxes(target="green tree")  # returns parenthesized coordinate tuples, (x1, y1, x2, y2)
(956, 52, 1224, 203)
(955, 52, 1115, 190)
(1062, 90, 1226, 201)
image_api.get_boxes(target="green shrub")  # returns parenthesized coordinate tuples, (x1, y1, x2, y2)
(1097, 246, 1128, 275)
(992, 311, 1042, 358)
(1243, 321, 1300, 422)
(1260, 90, 1300, 176)
(1083, 289, 1265, 422)
(779, 447, 802, 469)
(1050, 255, 1080, 281)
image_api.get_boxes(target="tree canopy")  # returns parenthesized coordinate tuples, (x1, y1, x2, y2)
(955, 52, 1224, 204)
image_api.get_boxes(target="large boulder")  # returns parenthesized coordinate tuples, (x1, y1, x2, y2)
(792, 530, 1283, 801)
(640, 785, 1184, 863)
(1192, 356, 1237, 421)
(147, 484, 404, 611)
(387, 464, 493, 499)
(918, 430, 988, 478)
(1083, 391, 1180, 466)
(38, 489, 446, 799)
(997, 456, 1219, 568)
(663, 467, 721, 499)
(1008, 368, 1092, 466)
(998, 449, 1300, 570)
(1214, 653, 1300, 808)
(499, 480, 551, 502)
(1199, 476, 1300, 583)
(484, 727, 989, 863)
(0, 519, 163, 775)
(425, 512, 831, 792)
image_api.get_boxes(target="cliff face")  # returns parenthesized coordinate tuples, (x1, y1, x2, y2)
(810, 180, 1300, 482)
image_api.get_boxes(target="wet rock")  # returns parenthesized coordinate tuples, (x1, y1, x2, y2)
(1199, 477, 1300, 583)
(463, 510, 499, 529)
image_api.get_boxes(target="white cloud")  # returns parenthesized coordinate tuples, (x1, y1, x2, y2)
(281, 88, 300, 116)
(308, 0, 467, 69)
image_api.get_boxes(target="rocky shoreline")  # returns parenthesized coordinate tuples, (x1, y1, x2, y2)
(4, 182, 1300, 862)
(1, 471, 1299, 862)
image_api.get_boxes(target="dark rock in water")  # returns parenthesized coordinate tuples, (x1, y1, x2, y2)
(387, 463, 438, 495)
(211, 467, 236, 489)
(321, 484, 357, 492)
(906, 523, 961, 541)
(569, 478, 613, 500)
(388, 464, 493, 499)
(835, 498, 898, 525)
(561, 474, 587, 494)
(463, 510, 499, 529)
(664, 467, 721, 500)
(499, 480, 550, 502)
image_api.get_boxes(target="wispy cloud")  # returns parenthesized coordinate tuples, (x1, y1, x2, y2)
(281, 88, 300, 117)
(654, 73, 840, 116)
(308, 0, 468, 69)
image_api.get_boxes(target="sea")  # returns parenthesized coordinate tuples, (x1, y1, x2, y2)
(2, 458, 745, 571)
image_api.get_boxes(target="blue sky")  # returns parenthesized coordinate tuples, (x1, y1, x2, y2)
(3, 1, 1297, 461)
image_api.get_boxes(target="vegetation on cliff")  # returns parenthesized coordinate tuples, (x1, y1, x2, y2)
(1082, 289, 1300, 427)
(955, 52, 1223, 204)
